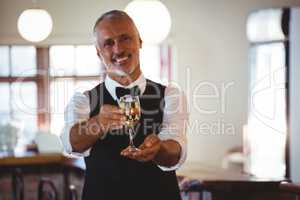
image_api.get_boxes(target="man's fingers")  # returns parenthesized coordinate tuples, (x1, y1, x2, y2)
(102, 112, 125, 121)
(120, 147, 136, 159)
(101, 105, 125, 123)
(139, 144, 159, 159)
(108, 119, 125, 129)
(102, 104, 124, 114)
(135, 147, 157, 162)
(121, 134, 161, 162)
(121, 144, 159, 162)
(96, 116, 124, 132)
(140, 134, 159, 149)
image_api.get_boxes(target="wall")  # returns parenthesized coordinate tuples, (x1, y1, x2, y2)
(164, 0, 300, 167)
(1, 0, 300, 167)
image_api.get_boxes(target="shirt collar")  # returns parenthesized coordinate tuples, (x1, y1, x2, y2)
(105, 74, 146, 100)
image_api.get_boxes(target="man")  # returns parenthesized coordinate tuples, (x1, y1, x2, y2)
(61, 10, 188, 200)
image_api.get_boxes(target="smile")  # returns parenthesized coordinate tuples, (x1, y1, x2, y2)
(114, 55, 131, 65)
(112, 54, 131, 65)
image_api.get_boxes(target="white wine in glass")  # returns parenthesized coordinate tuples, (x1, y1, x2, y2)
(119, 95, 141, 152)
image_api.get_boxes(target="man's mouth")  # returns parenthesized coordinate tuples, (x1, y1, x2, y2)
(113, 55, 131, 65)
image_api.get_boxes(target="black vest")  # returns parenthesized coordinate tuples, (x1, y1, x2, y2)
(82, 79, 181, 200)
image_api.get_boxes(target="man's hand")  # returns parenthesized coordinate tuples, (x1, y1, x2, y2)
(120, 133, 182, 167)
(70, 104, 125, 153)
(120, 134, 161, 162)
(96, 104, 125, 135)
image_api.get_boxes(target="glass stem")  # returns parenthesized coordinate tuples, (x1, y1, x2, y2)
(129, 127, 135, 148)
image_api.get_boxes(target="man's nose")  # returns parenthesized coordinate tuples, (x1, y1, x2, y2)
(112, 41, 125, 55)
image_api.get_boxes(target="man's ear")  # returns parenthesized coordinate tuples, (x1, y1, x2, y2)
(96, 47, 103, 61)
(139, 38, 142, 49)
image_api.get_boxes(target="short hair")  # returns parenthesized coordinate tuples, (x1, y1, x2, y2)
(93, 10, 135, 33)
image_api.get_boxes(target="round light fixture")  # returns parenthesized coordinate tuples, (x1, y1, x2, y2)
(17, 9, 53, 42)
(125, 0, 172, 44)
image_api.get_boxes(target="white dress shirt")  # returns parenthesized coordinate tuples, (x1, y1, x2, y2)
(60, 74, 188, 171)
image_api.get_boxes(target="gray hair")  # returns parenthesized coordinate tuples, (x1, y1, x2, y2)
(93, 10, 135, 33)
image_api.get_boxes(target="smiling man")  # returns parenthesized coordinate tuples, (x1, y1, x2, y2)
(60, 10, 188, 200)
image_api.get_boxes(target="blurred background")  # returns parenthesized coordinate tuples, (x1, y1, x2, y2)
(1, 0, 300, 199)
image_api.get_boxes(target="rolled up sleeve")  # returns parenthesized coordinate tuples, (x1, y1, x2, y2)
(60, 92, 91, 157)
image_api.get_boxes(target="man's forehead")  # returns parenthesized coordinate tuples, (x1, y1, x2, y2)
(97, 16, 132, 29)
(95, 17, 138, 40)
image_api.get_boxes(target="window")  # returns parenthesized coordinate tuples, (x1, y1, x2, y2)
(0, 46, 38, 143)
(140, 44, 172, 84)
(246, 43, 287, 179)
(49, 45, 102, 134)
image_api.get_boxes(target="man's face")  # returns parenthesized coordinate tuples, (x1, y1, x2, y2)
(95, 17, 142, 81)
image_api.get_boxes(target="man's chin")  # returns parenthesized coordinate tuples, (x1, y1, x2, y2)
(107, 65, 136, 76)
(106, 67, 128, 77)
(107, 73, 132, 86)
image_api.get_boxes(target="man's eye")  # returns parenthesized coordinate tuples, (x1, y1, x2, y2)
(104, 40, 114, 48)
(120, 35, 131, 42)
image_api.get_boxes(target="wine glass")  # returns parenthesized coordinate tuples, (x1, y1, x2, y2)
(118, 95, 141, 152)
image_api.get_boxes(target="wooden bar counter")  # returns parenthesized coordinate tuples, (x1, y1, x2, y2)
(0, 152, 85, 200)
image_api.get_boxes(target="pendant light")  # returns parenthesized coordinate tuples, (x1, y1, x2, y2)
(125, 0, 172, 44)
(17, 1, 53, 42)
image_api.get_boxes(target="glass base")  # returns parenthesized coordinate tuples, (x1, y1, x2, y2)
(128, 146, 140, 153)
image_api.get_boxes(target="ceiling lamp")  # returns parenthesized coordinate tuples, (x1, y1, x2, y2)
(125, 0, 172, 44)
(17, 8, 53, 42)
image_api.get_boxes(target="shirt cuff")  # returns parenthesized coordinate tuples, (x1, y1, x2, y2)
(156, 134, 187, 171)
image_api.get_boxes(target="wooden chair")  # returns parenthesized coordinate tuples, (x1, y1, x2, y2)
(68, 184, 78, 200)
(38, 178, 58, 200)
(12, 168, 24, 200)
